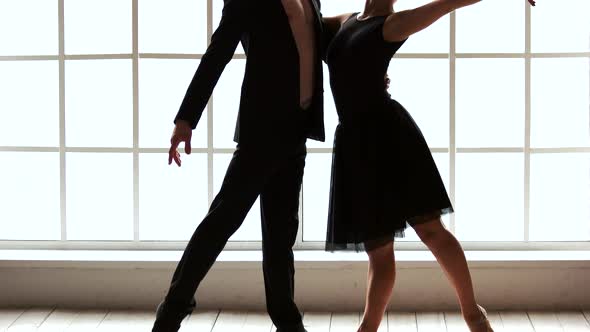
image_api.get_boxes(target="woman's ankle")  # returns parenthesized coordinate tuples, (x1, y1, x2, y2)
(358, 319, 380, 332)
(461, 303, 481, 318)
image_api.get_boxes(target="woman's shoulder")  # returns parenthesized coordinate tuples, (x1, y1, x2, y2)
(323, 12, 357, 31)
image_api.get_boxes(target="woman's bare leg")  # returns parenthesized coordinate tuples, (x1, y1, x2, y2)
(412, 218, 488, 331)
(358, 241, 396, 332)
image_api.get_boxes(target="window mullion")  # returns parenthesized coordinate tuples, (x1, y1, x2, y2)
(449, 10, 457, 234)
(133, 0, 140, 242)
(524, 0, 532, 242)
(207, 0, 214, 207)
(59, 0, 67, 242)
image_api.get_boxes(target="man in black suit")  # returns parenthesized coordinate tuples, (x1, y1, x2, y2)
(152, 1, 325, 331)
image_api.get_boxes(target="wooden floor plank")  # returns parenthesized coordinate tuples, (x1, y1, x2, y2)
(242, 311, 273, 332)
(486, 311, 505, 332)
(387, 312, 417, 332)
(97, 309, 154, 331)
(0, 309, 25, 331)
(180, 310, 219, 332)
(443, 312, 470, 332)
(210, 310, 247, 332)
(556, 311, 590, 332)
(303, 312, 332, 332)
(5, 308, 590, 332)
(528, 311, 564, 332)
(37, 309, 79, 331)
(128, 310, 156, 330)
(7, 308, 53, 331)
(354, 311, 387, 332)
(376, 312, 388, 332)
(330, 312, 359, 332)
(64, 309, 108, 331)
(415, 312, 445, 332)
(499, 311, 534, 332)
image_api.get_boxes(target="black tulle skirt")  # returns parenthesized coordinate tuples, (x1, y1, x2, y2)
(326, 98, 454, 252)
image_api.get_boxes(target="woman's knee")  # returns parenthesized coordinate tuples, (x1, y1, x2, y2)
(413, 217, 446, 243)
(365, 240, 394, 262)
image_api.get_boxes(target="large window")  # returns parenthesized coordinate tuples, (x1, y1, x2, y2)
(0, 0, 588, 250)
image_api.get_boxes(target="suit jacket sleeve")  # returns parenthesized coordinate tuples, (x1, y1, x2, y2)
(314, 0, 333, 63)
(174, 0, 250, 129)
(321, 19, 336, 63)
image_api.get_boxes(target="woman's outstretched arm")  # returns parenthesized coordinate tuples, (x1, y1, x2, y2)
(383, 0, 535, 43)
(383, 0, 480, 42)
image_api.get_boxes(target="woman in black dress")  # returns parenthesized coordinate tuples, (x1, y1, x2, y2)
(323, 0, 535, 331)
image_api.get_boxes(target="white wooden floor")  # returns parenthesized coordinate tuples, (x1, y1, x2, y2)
(0, 308, 589, 331)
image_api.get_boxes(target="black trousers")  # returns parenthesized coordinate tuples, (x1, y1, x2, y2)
(152, 141, 307, 332)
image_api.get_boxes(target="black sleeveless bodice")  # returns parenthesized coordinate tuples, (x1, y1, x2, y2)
(326, 13, 405, 119)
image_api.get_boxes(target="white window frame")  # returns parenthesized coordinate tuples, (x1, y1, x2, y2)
(0, 0, 589, 251)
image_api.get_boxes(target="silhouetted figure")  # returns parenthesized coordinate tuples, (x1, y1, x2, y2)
(153, 1, 326, 331)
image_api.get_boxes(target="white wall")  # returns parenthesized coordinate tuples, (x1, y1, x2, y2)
(1, 251, 589, 311)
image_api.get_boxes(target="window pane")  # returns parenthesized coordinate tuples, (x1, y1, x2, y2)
(395, 0, 449, 54)
(308, 65, 338, 148)
(0, 152, 60, 240)
(139, 0, 207, 54)
(532, 0, 590, 53)
(214, 153, 261, 241)
(302, 153, 331, 242)
(213, 60, 244, 148)
(531, 58, 590, 148)
(388, 59, 449, 148)
(0, 0, 58, 55)
(65, 0, 131, 54)
(66, 60, 133, 147)
(456, 0, 524, 53)
(66, 153, 133, 240)
(455, 153, 524, 241)
(530, 153, 590, 241)
(213, 1, 245, 55)
(139, 59, 207, 148)
(139, 153, 208, 241)
(456, 59, 524, 148)
(321, 0, 357, 16)
(0, 61, 59, 147)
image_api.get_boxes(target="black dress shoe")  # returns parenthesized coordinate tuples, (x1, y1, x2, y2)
(152, 298, 196, 332)
(275, 322, 307, 332)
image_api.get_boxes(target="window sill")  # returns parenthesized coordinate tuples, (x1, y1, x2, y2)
(0, 249, 589, 269)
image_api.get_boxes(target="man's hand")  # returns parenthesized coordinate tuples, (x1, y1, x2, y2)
(528, 0, 536, 6)
(168, 120, 193, 167)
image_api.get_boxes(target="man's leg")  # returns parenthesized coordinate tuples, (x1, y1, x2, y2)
(153, 147, 274, 332)
(260, 143, 307, 332)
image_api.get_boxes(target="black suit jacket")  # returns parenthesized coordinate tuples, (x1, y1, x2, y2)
(174, 0, 326, 147)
